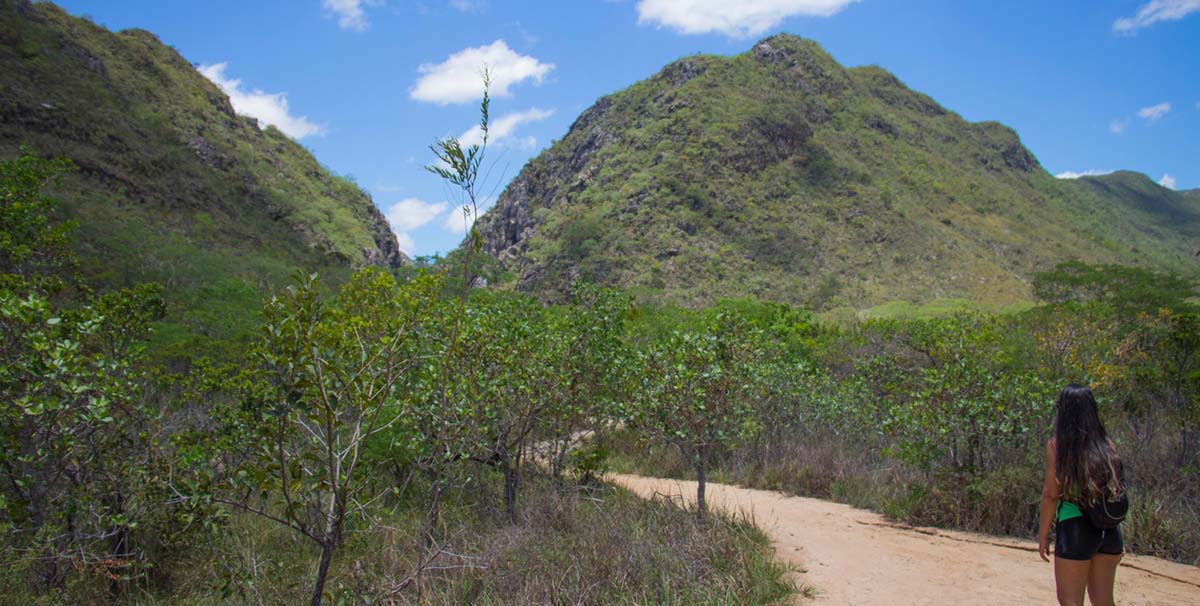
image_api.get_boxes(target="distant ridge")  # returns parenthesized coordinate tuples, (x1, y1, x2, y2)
(1072, 171, 1200, 225)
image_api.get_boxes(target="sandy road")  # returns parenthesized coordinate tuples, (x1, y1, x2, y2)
(610, 473, 1200, 605)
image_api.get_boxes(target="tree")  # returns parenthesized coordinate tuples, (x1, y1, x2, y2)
(1118, 309, 1200, 467)
(452, 292, 547, 521)
(225, 269, 438, 606)
(0, 284, 168, 589)
(540, 282, 633, 481)
(632, 312, 760, 519)
(409, 70, 494, 537)
(879, 314, 1052, 475)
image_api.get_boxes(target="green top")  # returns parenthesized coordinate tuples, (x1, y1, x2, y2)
(1057, 500, 1083, 522)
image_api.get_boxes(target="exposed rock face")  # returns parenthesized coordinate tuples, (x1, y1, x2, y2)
(478, 96, 622, 264)
(1002, 142, 1037, 172)
(62, 41, 107, 77)
(187, 135, 225, 170)
(661, 58, 707, 87)
(364, 200, 405, 268)
(480, 181, 534, 261)
(753, 35, 849, 99)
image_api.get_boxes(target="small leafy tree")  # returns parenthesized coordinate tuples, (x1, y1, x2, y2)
(226, 269, 437, 606)
(450, 292, 547, 521)
(1029, 306, 1121, 386)
(540, 282, 633, 481)
(1118, 309, 1200, 467)
(632, 312, 760, 519)
(879, 315, 1052, 475)
(706, 299, 820, 457)
(407, 70, 494, 537)
(0, 285, 168, 588)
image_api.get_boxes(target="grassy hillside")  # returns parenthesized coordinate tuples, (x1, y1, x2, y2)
(0, 0, 405, 355)
(475, 35, 1199, 309)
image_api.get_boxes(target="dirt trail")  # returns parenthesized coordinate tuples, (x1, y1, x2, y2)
(610, 473, 1200, 605)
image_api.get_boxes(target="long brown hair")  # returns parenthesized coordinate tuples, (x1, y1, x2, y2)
(1054, 384, 1123, 504)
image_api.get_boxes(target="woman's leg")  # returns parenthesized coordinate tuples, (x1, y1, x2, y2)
(1054, 556, 1091, 606)
(1085, 553, 1121, 606)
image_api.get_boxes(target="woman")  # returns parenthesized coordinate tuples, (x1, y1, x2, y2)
(1038, 384, 1125, 606)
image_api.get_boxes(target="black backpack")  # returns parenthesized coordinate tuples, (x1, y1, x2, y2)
(1080, 464, 1129, 529)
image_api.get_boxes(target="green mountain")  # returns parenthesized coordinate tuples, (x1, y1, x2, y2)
(475, 35, 1199, 309)
(1071, 171, 1199, 224)
(0, 0, 404, 353)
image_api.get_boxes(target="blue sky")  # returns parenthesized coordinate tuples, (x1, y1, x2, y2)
(55, 0, 1200, 257)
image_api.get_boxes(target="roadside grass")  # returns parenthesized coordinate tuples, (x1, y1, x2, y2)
(16, 473, 796, 606)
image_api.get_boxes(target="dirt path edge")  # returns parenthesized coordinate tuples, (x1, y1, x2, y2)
(609, 473, 1200, 605)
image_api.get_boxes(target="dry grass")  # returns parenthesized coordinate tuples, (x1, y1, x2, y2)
(19, 473, 795, 606)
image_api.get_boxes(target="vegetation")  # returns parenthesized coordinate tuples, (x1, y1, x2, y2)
(474, 35, 1200, 310)
(225, 270, 438, 606)
(0, 148, 799, 605)
(0, 152, 194, 598)
(0, 44, 802, 601)
(2, 5, 1197, 606)
(608, 263, 1200, 564)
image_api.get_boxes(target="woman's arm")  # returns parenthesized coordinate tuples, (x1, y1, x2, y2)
(1038, 439, 1058, 562)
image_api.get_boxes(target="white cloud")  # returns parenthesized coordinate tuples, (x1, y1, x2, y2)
(442, 196, 495, 234)
(458, 107, 554, 148)
(1159, 173, 1177, 189)
(1113, 0, 1200, 34)
(1055, 170, 1113, 179)
(1109, 119, 1129, 134)
(384, 197, 450, 256)
(1137, 102, 1172, 122)
(322, 0, 379, 31)
(384, 198, 449, 231)
(394, 231, 416, 256)
(410, 40, 554, 105)
(636, 0, 858, 37)
(442, 204, 480, 234)
(198, 63, 324, 139)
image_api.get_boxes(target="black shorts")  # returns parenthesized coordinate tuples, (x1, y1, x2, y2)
(1055, 517, 1123, 561)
